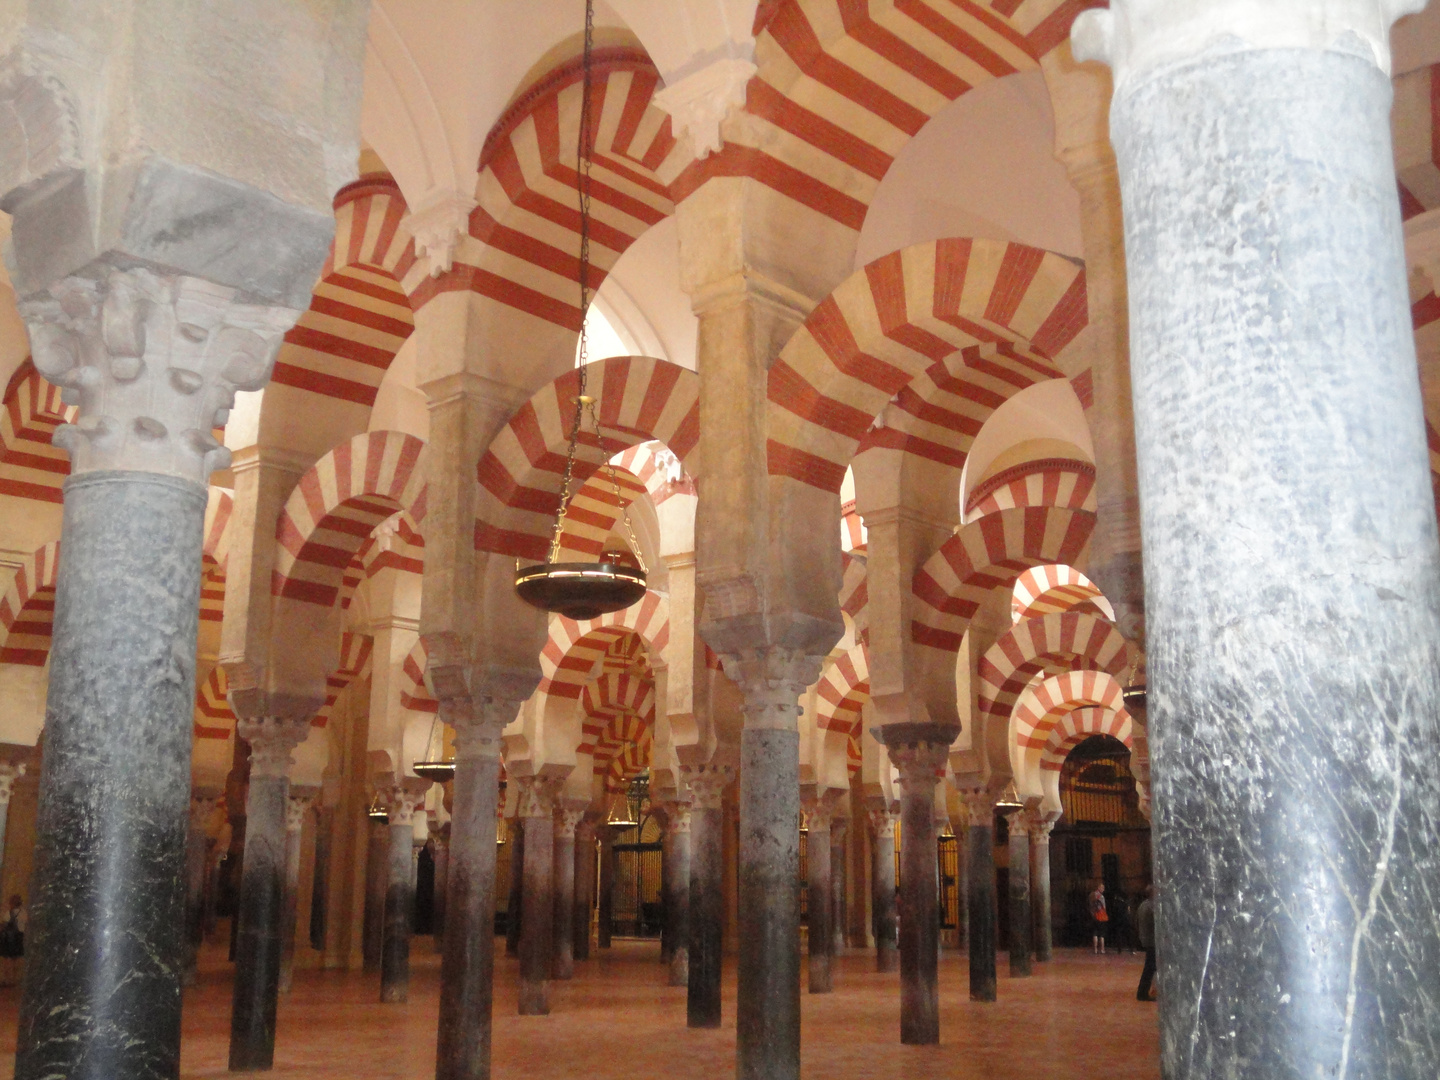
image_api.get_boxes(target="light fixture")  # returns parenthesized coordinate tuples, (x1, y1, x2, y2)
(367, 794, 389, 824)
(995, 780, 1024, 814)
(606, 772, 647, 829)
(1123, 684, 1147, 710)
(412, 711, 456, 783)
(513, 0, 648, 621)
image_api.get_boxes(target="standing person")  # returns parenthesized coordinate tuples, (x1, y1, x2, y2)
(1136, 885, 1157, 1001)
(0, 894, 25, 986)
(1087, 882, 1108, 954)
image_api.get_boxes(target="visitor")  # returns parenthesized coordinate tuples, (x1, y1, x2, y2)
(1088, 881, 1108, 954)
(1136, 885, 1157, 1001)
(0, 894, 25, 986)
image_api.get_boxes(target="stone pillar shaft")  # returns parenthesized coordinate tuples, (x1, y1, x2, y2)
(1006, 815, 1031, 978)
(184, 793, 214, 987)
(803, 797, 835, 994)
(892, 741, 946, 1046)
(573, 820, 596, 962)
(597, 827, 615, 949)
(431, 831, 449, 955)
(552, 809, 581, 980)
(517, 777, 561, 1015)
(504, 822, 524, 956)
(1030, 821, 1053, 963)
(380, 814, 416, 1003)
(663, 805, 691, 988)
(362, 819, 387, 973)
(829, 820, 847, 956)
(869, 807, 898, 973)
(278, 796, 309, 994)
(686, 801, 724, 1026)
(965, 795, 997, 1002)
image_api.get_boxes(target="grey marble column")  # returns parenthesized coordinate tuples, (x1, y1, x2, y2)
(504, 820, 524, 957)
(963, 790, 997, 1002)
(829, 817, 847, 957)
(278, 794, 311, 994)
(867, 803, 898, 974)
(309, 807, 331, 951)
(517, 775, 564, 1015)
(434, 705, 510, 1080)
(801, 791, 836, 994)
(184, 792, 217, 987)
(1029, 817, 1053, 963)
(430, 824, 449, 955)
(381, 784, 427, 1004)
(662, 801, 692, 987)
(684, 764, 731, 1028)
(229, 716, 311, 1071)
(363, 815, 388, 973)
(552, 806, 582, 980)
(573, 818, 597, 962)
(597, 825, 615, 949)
(888, 735, 950, 1045)
(1073, 3, 1440, 1074)
(1006, 809, 1031, 979)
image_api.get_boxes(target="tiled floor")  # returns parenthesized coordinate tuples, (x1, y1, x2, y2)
(0, 941, 1160, 1079)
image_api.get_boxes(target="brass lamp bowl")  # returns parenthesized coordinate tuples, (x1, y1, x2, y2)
(1122, 684, 1147, 711)
(413, 760, 456, 783)
(515, 561, 646, 620)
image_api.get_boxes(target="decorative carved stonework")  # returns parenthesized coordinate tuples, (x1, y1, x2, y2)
(0, 762, 27, 807)
(404, 189, 477, 277)
(653, 55, 757, 159)
(237, 716, 312, 778)
(867, 806, 897, 840)
(682, 763, 733, 811)
(286, 795, 313, 834)
(554, 806, 585, 840)
(720, 647, 825, 731)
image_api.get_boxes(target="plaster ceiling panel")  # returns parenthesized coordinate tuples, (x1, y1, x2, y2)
(605, 0, 758, 79)
(855, 71, 1083, 271)
(959, 377, 1092, 510)
(590, 217, 698, 369)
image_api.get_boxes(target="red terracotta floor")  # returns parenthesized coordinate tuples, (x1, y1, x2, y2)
(0, 941, 1160, 1079)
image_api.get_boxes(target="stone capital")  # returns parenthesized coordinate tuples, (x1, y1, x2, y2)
(404, 187, 478, 277)
(1072, 0, 1420, 94)
(866, 805, 897, 840)
(19, 265, 298, 484)
(0, 762, 27, 806)
(720, 646, 826, 732)
(663, 802, 692, 836)
(1025, 810, 1057, 844)
(387, 779, 431, 827)
(514, 774, 566, 820)
(959, 788, 999, 821)
(189, 790, 219, 829)
(800, 787, 842, 833)
(554, 801, 587, 840)
(653, 54, 757, 160)
(285, 794, 313, 833)
(237, 715, 312, 778)
(880, 726, 954, 794)
(681, 762, 734, 810)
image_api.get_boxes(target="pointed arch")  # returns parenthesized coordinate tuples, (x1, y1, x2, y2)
(977, 612, 1130, 728)
(0, 540, 60, 665)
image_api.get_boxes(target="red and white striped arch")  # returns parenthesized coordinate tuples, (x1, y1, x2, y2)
(768, 239, 1086, 491)
(408, 51, 683, 326)
(203, 489, 234, 568)
(1010, 669, 1129, 802)
(679, 0, 1094, 232)
(339, 511, 426, 611)
(1010, 563, 1113, 624)
(965, 457, 1095, 518)
(1394, 61, 1440, 220)
(400, 638, 439, 714)
(315, 631, 374, 727)
(476, 357, 699, 560)
(840, 550, 868, 642)
(0, 540, 59, 666)
(977, 612, 1129, 728)
(581, 671, 656, 761)
(602, 739, 653, 792)
(1034, 706, 1137, 817)
(273, 431, 427, 607)
(815, 642, 869, 736)
(194, 667, 235, 740)
(0, 359, 72, 503)
(911, 506, 1095, 653)
(554, 464, 649, 561)
(538, 590, 669, 698)
(268, 175, 418, 407)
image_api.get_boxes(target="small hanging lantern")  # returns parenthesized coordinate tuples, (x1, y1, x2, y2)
(1122, 656, 1146, 711)
(514, 0, 647, 621)
(412, 710, 456, 783)
(366, 794, 389, 824)
(995, 780, 1024, 814)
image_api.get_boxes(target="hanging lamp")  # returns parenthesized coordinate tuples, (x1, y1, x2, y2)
(412, 710, 456, 783)
(995, 780, 1024, 814)
(1121, 655, 1146, 711)
(514, 0, 647, 621)
(366, 794, 389, 824)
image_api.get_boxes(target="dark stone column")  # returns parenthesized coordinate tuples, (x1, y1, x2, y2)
(963, 791, 997, 1002)
(829, 817, 847, 957)
(572, 818, 596, 962)
(597, 825, 615, 949)
(517, 776, 563, 1015)
(434, 707, 510, 1080)
(1071, 5, 1440, 1072)
(278, 794, 311, 994)
(954, 804, 970, 948)
(886, 734, 950, 1046)
(504, 820, 524, 957)
(0, 764, 24, 894)
(867, 802, 898, 973)
(185, 793, 218, 987)
(363, 816, 387, 973)
(1006, 809, 1031, 979)
(1029, 817, 1053, 963)
(684, 764, 731, 1029)
(309, 807, 331, 951)
(229, 716, 310, 1071)
(551, 806, 581, 980)
(380, 784, 426, 1004)
(430, 825, 449, 955)
(801, 791, 835, 994)
(662, 801, 691, 987)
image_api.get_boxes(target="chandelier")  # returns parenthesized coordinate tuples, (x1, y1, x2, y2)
(514, 0, 647, 621)
(412, 710, 456, 783)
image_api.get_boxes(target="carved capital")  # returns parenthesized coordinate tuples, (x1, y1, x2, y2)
(720, 646, 825, 731)
(681, 763, 733, 811)
(18, 266, 298, 483)
(663, 802, 692, 836)
(1025, 811, 1056, 844)
(515, 774, 565, 820)
(0, 762, 26, 806)
(959, 788, 998, 821)
(887, 740, 950, 795)
(801, 787, 842, 833)
(867, 806, 897, 840)
(286, 794, 313, 833)
(653, 55, 757, 160)
(554, 805, 586, 840)
(237, 715, 312, 778)
(387, 779, 430, 827)
(405, 189, 478, 277)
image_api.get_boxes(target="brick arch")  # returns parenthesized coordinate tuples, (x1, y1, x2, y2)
(1, 357, 72, 503)
(0, 540, 60, 665)
(400, 638, 438, 715)
(977, 613, 1130, 729)
(406, 51, 684, 326)
(539, 591, 669, 698)
(768, 239, 1086, 492)
(840, 551, 868, 643)
(315, 631, 374, 727)
(273, 431, 427, 607)
(965, 457, 1096, 518)
(911, 506, 1095, 654)
(816, 642, 869, 737)
(203, 488, 234, 569)
(602, 739, 653, 793)
(195, 666, 235, 740)
(340, 510, 426, 611)
(1010, 564, 1113, 624)
(267, 174, 418, 408)
(476, 357, 699, 560)
(1009, 669, 1129, 806)
(581, 671, 656, 761)
(1033, 706, 1138, 818)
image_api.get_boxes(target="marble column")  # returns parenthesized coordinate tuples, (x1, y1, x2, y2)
(801, 791, 836, 994)
(934, 803, 950, 964)
(1073, 2, 1440, 1073)
(551, 805, 583, 980)
(504, 820, 524, 957)
(597, 825, 615, 949)
(662, 800, 692, 987)
(963, 790, 997, 1002)
(184, 792, 217, 987)
(888, 735, 950, 1045)
(363, 815, 387, 973)
(573, 817, 597, 962)
(684, 764, 731, 1029)
(1006, 808, 1031, 979)
(380, 783, 427, 1004)
(12, 271, 296, 1080)
(430, 823, 449, 955)
(867, 802, 899, 974)
(517, 775, 564, 1015)
(309, 807, 331, 951)
(278, 794, 311, 994)
(434, 702, 512, 1080)
(1029, 816, 1054, 963)
(229, 715, 311, 1071)
(830, 817, 847, 957)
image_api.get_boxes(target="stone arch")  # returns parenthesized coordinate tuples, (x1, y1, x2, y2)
(582, 671, 657, 776)
(339, 509, 426, 612)
(815, 641, 868, 780)
(315, 631, 374, 727)
(400, 637, 438, 715)
(476, 356, 699, 560)
(0, 357, 71, 503)
(1009, 669, 1130, 807)
(539, 592, 670, 699)
(1033, 707, 1139, 818)
(839, 550, 868, 643)
(977, 612, 1130, 729)
(1010, 564, 1114, 624)
(965, 457, 1095, 519)
(0, 539, 59, 665)
(194, 666, 235, 740)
